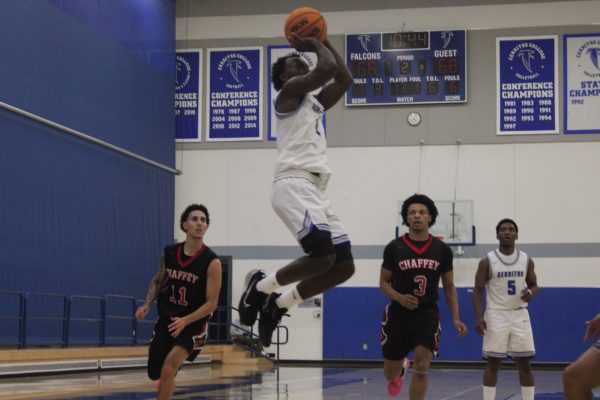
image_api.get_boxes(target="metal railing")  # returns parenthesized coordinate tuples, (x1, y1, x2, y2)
(0, 291, 24, 348)
(228, 306, 289, 362)
(0, 291, 288, 364)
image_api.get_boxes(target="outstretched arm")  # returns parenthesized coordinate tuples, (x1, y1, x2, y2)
(315, 39, 353, 110)
(278, 34, 337, 105)
(135, 255, 166, 321)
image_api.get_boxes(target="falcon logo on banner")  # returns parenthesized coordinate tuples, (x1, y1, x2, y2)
(207, 47, 263, 141)
(496, 36, 558, 135)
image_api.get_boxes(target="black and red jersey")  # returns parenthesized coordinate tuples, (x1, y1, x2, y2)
(157, 242, 219, 318)
(382, 234, 453, 309)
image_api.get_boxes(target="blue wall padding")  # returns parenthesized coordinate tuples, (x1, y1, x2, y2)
(0, 0, 175, 165)
(324, 287, 600, 363)
(0, 0, 175, 312)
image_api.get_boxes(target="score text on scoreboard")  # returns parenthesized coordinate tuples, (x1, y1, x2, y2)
(345, 30, 467, 106)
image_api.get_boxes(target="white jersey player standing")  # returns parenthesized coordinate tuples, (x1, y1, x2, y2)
(238, 33, 355, 348)
(473, 218, 539, 400)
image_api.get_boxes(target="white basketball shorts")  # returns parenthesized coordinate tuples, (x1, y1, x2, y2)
(271, 176, 349, 246)
(483, 308, 535, 359)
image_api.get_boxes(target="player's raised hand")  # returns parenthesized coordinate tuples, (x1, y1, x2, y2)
(135, 305, 149, 321)
(454, 319, 468, 337)
(287, 33, 320, 52)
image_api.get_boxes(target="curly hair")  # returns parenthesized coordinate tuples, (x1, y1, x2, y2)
(400, 194, 438, 227)
(180, 204, 210, 232)
(496, 218, 518, 233)
(271, 53, 301, 91)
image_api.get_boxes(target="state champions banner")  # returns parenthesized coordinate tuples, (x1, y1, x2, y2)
(267, 45, 323, 141)
(175, 50, 202, 141)
(206, 47, 263, 141)
(497, 36, 558, 135)
(564, 33, 600, 134)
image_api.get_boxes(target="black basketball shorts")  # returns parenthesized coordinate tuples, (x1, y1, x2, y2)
(380, 303, 441, 360)
(147, 317, 208, 380)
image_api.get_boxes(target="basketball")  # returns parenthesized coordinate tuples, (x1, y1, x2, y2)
(284, 7, 327, 43)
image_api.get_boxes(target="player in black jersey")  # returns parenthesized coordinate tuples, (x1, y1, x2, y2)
(379, 194, 467, 399)
(135, 204, 222, 400)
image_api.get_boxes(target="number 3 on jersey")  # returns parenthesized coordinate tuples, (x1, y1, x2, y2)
(170, 285, 188, 306)
(414, 275, 427, 296)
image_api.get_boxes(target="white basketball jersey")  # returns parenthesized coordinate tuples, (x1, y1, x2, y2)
(273, 94, 331, 177)
(486, 249, 529, 310)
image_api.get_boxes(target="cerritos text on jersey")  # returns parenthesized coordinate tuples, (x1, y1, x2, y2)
(397, 258, 441, 271)
(166, 268, 199, 284)
(497, 270, 525, 278)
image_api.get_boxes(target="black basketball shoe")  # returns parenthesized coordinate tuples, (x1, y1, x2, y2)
(259, 293, 287, 347)
(238, 269, 267, 326)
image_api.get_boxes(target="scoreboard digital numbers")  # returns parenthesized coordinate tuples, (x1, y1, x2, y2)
(345, 30, 467, 106)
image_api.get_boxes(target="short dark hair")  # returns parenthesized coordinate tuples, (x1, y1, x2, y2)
(180, 204, 209, 232)
(400, 194, 438, 227)
(496, 218, 518, 233)
(271, 53, 301, 91)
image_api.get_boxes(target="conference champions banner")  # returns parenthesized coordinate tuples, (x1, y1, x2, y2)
(206, 47, 263, 141)
(267, 46, 322, 141)
(564, 33, 600, 134)
(497, 36, 558, 135)
(175, 50, 202, 141)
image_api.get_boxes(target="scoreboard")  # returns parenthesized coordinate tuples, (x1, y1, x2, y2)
(345, 30, 467, 106)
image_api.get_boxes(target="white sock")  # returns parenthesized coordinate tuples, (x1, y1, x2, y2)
(255, 273, 280, 294)
(483, 386, 496, 400)
(521, 386, 535, 400)
(275, 285, 303, 309)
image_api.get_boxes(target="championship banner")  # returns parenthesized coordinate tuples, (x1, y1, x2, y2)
(497, 36, 558, 135)
(564, 33, 600, 134)
(175, 50, 202, 141)
(267, 46, 323, 141)
(206, 47, 263, 141)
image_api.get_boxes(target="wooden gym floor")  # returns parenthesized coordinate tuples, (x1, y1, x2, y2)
(0, 347, 599, 399)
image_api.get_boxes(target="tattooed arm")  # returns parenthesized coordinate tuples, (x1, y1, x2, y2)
(135, 255, 166, 321)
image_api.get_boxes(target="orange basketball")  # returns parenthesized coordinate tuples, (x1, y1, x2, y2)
(284, 7, 327, 43)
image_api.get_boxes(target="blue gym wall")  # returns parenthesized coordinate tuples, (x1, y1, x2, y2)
(324, 287, 600, 362)
(0, 0, 175, 318)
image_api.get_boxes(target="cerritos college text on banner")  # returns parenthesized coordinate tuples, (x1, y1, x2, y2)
(207, 47, 263, 141)
(175, 50, 202, 141)
(564, 33, 600, 134)
(497, 36, 558, 135)
(267, 46, 322, 141)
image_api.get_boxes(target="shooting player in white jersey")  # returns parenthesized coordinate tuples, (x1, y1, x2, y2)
(473, 218, 539, 400)
(238, 33, 355, 348)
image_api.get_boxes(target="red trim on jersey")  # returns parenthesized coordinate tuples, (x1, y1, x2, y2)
(177, 243, 206, 268)
(401, 234, 433, 255)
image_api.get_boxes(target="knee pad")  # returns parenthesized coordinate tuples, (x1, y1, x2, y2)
(300, 227, 335, 257)
(334, 242, 354, 262)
